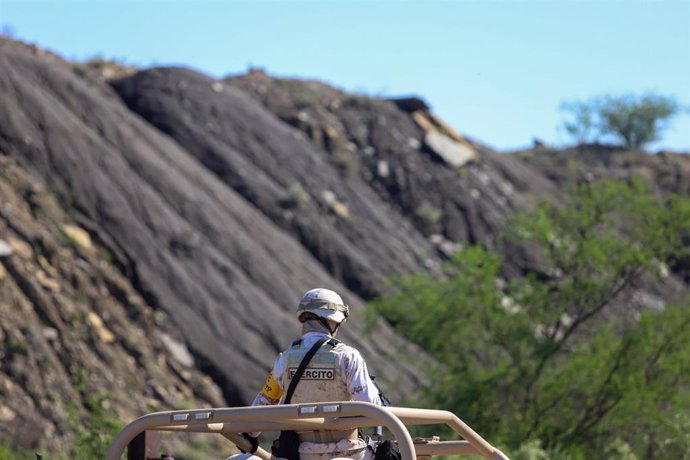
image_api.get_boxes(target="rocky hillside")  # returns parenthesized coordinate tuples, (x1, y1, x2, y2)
(223, 71, 690, 279)
(0, 155, 224, 451)
(226, 70, 557, 251)
(0, 39, 426, 451)
(0, 38, 688, 453)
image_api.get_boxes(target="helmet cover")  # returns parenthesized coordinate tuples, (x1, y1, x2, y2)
(297, 288, 349, 324)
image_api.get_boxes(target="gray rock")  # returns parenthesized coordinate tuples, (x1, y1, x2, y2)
(0, 239, 13, 257)
(159, 332, 195, 367)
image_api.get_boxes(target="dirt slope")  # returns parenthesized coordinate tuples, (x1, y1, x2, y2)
(0, 155, 224, 450)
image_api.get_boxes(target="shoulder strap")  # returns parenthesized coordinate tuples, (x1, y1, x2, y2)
(284, 336, 335, 404)
(369, 375, 391, 407)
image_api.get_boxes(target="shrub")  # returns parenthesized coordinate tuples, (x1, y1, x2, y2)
(66, 372, 122, 458)
(371, 179, 690, 457)
(413, 202, 442, 233)
(0, 444, 30, 460)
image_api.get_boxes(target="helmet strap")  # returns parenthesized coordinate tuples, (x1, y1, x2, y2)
(318, 317, 338, 336)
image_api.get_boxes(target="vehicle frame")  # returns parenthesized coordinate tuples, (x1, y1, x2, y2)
(107, 401, 510, 459)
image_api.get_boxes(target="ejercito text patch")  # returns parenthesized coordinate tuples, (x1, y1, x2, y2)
(289, 368, 335, 380)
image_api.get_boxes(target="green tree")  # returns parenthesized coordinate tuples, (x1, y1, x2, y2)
(560, 93, 681, 149)
(371, 179, 690, 458)
(560, 101, 596, 145)
(598, 93, 680, 149)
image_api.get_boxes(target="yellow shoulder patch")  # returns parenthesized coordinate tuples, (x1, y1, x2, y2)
(261, 370, 284, 400)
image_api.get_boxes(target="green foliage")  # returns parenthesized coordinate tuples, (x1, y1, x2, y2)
(281, 182, 310, 209)
(173, 433, 222, 460)
(371, 178, 690, 457)
(66, 371, 122, 459)
(5, 338, 29, 355)
(0, 444, 33, 460)
(509, 439, 577, 460)
(413, 202, 443, 233)
(560, 101, 596, 144)
(598, 94, 679, 149)
(560, 93, 681, 149)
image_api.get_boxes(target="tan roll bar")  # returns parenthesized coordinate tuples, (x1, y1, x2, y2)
(107, 402, 509, 460)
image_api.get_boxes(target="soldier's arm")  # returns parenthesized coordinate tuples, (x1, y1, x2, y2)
(342, 348, 383, 405)
(251, 354, 286, 406)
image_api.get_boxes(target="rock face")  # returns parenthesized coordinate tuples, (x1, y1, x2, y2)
(0, 38, 688, 453)
(111, 68, 438, 300)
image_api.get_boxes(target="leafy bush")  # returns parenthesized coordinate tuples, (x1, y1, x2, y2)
(560, 93, 681, 149)
(371, 179, 690, 457)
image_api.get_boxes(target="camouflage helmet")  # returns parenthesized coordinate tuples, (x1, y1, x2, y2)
(297, 288, 350, 324)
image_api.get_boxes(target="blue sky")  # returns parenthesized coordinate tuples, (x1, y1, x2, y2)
(1, 0, 689, 152)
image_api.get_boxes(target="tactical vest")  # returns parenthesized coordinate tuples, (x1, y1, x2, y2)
(282, 338, 350, 404)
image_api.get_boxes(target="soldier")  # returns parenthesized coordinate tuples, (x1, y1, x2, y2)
(234, 288, 384, 460)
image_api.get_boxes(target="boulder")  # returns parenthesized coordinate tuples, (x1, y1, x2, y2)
(423, 131, 476, 168)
